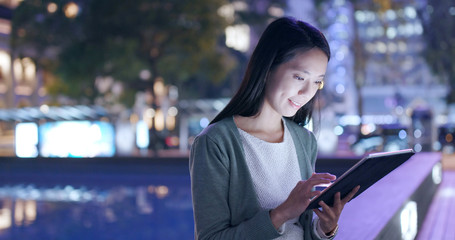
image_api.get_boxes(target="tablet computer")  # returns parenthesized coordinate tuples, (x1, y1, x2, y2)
(306, 149, 415, 210)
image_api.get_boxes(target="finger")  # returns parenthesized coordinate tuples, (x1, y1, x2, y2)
(313, 208, 324, 219)
(313, 207, 330, 223)
(297, 178, 331, 192)
(318, 200, 335, 218)
(302, 180, 332, 193)
(306, 178, 333, 187)
(311, 172, 337, 181)
(295, 179, 331, 193)
(342, 185, 361, 204)
(333, 192, 341, 208)
(332, 192, 345, 215)
(308, 190, 321, 199)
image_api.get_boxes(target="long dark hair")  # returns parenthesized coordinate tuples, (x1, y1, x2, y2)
(211, 17, 331, 125)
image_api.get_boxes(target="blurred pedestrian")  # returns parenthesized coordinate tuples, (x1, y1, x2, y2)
(190, 17, 359, 239)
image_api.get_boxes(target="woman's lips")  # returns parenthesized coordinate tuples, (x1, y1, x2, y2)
(288, 99, 302, 109)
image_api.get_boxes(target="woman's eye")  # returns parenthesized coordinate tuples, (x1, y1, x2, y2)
(294, 75, 304, 80)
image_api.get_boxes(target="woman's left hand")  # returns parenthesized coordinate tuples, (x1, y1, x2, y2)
(313, 185, 360, 234)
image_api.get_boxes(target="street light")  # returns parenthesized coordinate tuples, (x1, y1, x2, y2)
(63, 2, 79, 19)
(47, 3, 58, 14)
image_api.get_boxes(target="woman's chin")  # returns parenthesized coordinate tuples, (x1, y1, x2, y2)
(282, 110, 298, 118)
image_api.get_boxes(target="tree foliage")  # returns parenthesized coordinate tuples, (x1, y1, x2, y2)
(11, 0, 235, 106)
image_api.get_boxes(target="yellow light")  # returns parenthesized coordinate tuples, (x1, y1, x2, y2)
(47, 3, 58, 13)
(24, 200, 36, 224)
(446, 133, 453, 143)
(64, 2, 79, 19)
(0, 208, 12, 230)
(154, 109, 165, 131)
(153, 78, 165, 96)
(130, 113, 139, 124)
(166, 115, 175, 131)
(155, 186, 169, 199)
(0, 51, 11, 74)
(361, 123, 376, 135)
(22, 57, 36, 82)
(14, 199, 24, 226)
(13, 58, 23, 82)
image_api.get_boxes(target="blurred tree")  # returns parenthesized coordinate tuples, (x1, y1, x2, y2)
(417, 1, 455, 104)
(217, 0, 287, 96)
(11, 0, 236, 106)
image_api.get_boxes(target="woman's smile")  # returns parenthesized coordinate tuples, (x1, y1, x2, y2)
(288, 99, 302, 109)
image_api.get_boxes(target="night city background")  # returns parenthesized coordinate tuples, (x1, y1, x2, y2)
(0, 0, 454, 239)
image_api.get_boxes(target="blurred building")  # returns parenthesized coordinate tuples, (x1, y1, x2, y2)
(0, 1, 46, 109)
(312, 0, 450, 155)
(0, 3, 13, 108)
(0, 1, 47, 156)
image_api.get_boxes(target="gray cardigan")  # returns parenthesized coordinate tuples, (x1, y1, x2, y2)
(189, 117, 324, 240)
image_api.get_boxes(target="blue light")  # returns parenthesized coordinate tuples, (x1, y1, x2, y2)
(414, 144, 422, 152)
(336, 83, 345, 94)
(199, 118, 209, 128)
(334, 125, 344, 136)
(398, 130, 407, 139)
(136, 121, 149, 149)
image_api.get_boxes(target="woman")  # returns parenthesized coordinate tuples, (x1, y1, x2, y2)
(190, 17, 359, 239)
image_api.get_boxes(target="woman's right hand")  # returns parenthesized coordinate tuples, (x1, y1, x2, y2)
(270, 173, 336, 229)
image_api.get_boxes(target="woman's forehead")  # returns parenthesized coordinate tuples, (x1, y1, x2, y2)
(285, 50, 328, 73)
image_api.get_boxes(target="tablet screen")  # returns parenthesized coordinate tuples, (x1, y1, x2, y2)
(306, 149, 415, 210)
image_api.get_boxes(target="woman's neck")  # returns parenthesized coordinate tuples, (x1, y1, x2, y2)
(234, 110, 284, 143)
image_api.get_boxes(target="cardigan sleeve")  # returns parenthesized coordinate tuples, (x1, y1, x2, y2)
(189, 134, 281, 240)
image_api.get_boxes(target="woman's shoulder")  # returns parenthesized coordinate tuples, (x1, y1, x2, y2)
(196, 117, 238, 141)
(191, 117, 242, 159)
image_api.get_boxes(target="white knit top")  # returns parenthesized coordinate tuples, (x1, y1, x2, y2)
(238, 122, 303, 239)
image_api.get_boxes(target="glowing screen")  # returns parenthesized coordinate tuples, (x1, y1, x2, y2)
(15, 122, 39, 158)
(39, 121, 115, 157)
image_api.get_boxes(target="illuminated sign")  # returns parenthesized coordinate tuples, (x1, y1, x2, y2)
(39, 121, 115, 157)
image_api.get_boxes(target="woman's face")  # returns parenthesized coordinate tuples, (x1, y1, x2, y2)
(264, 48, 328, 117)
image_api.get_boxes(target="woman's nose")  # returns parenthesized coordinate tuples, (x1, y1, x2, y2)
(297, 83, 316, 95)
